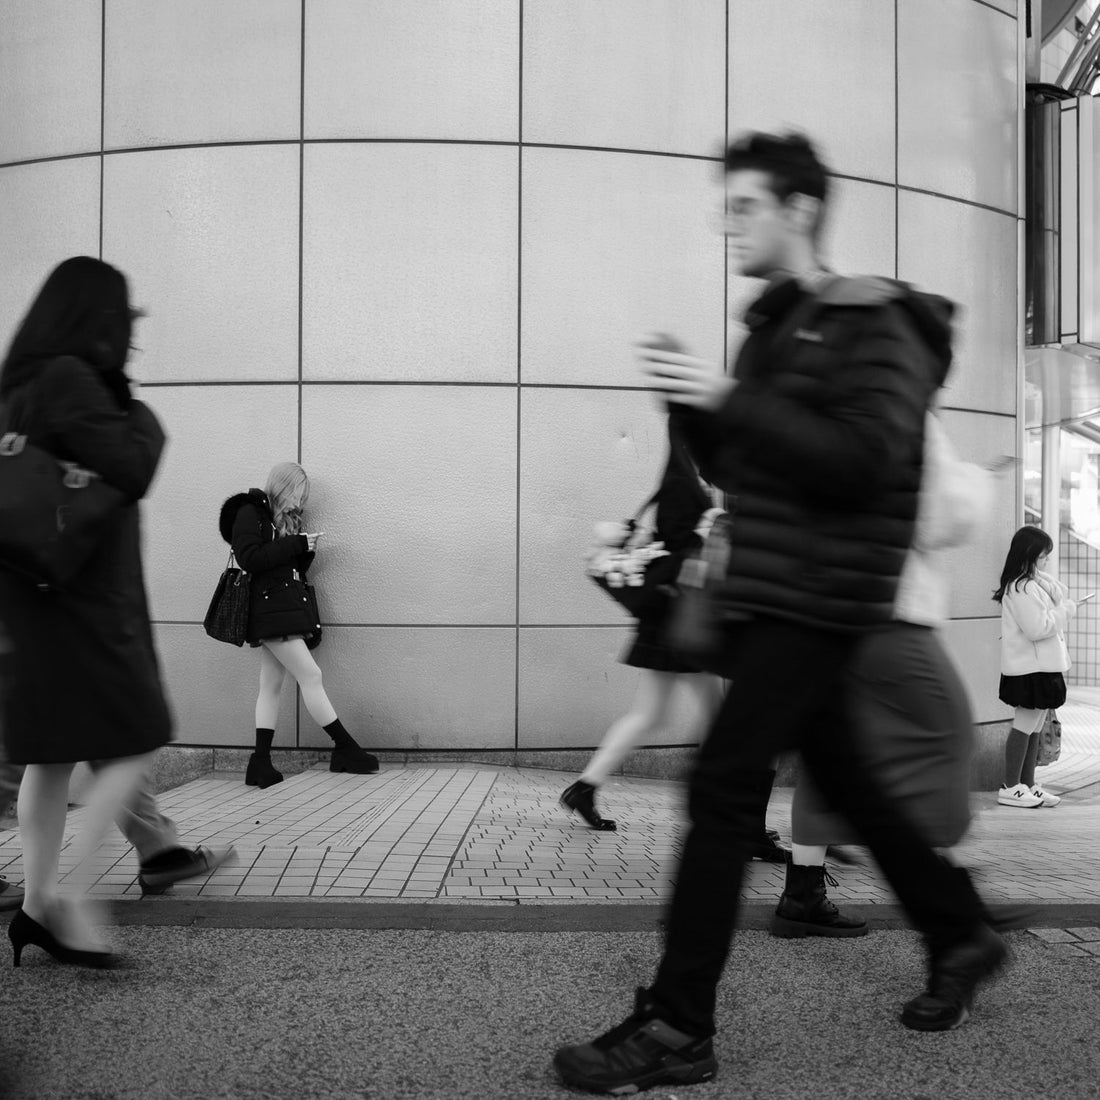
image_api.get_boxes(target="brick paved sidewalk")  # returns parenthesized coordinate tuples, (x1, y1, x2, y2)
(2, 762, 1098, 911)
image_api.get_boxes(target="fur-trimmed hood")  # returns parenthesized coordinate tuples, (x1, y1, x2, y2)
(218, 489, 269, 544)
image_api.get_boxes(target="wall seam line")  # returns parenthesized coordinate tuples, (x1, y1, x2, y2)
(515, 0, 524, 755)
(295, 0, 306, 749)
(99, 0, 105, 259)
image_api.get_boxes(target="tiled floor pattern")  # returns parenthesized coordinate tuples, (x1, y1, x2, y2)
(1026, 926, 1100, 959)
(1047, 686, 1100, 792)
(1, 763, 1099, 917)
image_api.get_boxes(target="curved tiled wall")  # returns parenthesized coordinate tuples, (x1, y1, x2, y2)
(0, 0, 1022, 753)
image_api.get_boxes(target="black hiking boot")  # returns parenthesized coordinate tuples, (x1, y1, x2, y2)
(554, 987, 717, 1094)
(901, 924, 1008, 1031)
(770, 862, 868, 938)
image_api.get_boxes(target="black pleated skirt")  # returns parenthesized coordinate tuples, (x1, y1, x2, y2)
(622, 618, 702, 674)
(998, 671, 1066, 710)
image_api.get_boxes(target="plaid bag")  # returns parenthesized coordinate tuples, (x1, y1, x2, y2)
(1037, 709, 1062, 767)
(663, 510, 736, 667)
(203, 553, 250, 646)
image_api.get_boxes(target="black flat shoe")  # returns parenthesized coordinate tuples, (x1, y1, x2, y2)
(245, 753, 283, 789)
(561, 781, 617, 831)
(8, 910, 116, 970)
(748, 828, 791, 863)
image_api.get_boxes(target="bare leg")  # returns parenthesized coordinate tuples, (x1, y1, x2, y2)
(791, 843, 828, 866)
(17, 763, 74, 923)
(580, 670, 682, 785)
(263, 638, 337, 727)
(60, 752, 155, 948)
(255, 644, 288, 730)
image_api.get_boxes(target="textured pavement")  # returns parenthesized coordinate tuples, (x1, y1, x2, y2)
(1, 695, 1099, 1098)
(2, 925, 1099, 1100)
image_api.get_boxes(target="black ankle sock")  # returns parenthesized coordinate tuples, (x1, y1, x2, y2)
(323, 719, 356, 749)
(255, 728, 275, 755)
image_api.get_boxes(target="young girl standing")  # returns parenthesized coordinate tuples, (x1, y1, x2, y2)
(220, 462, 378, 787)
(994, 526, 1075, 809)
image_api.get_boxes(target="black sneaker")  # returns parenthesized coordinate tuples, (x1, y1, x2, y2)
(553, 989, 717, 1094)
(901, 924, 1008, 1032)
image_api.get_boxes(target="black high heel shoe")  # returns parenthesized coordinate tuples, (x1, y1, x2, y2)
(8, 910, 115, 969)
(561, 781, 617, 831)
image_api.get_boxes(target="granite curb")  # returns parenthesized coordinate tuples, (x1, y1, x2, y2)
(4, 897, 1097, 932)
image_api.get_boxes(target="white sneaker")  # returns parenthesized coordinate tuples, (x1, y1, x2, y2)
(997, 783, 1043, 808)
(1031, 785, 1061, 807)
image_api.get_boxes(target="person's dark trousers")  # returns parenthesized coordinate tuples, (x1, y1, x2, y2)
(649, 618, 986, 1038)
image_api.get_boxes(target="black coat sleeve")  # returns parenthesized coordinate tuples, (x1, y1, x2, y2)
(231, 503, 309, 573)
(43, 358, 166, 501)
(696, 303, 929, 505)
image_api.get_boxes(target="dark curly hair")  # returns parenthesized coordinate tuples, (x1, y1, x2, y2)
(724, 131, 830, 240)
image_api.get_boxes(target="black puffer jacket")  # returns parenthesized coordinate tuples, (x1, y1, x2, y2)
(672, 274, 954, 632)
(218, 490, 318, 646)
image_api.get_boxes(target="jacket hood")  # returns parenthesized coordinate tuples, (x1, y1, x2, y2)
(218, 489, 269, 543)
(816, 275, 956, 389)
(894, 286, 955, 389)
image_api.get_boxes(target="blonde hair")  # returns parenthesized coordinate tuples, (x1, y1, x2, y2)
(265, 462, 309, 537)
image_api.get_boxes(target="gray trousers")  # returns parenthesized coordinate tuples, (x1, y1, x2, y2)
(0, 761, 178, 865)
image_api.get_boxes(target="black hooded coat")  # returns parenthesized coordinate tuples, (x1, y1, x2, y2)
(218, 491, 318, 646)
(671, 274, 956, 633)
(0, 356, 173, 764)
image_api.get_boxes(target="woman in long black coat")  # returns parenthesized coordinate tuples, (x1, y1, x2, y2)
(0, 257, 172, 966)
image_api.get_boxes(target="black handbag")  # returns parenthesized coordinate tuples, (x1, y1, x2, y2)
(252, 570, 322, 649)
(203, 553, 250, 646)
(0, 430, 125, 590)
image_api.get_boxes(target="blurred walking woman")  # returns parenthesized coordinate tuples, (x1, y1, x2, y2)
(994, 526, 1074, 809)
(0, 257, 171, 966)
(219, 464, 378, 788)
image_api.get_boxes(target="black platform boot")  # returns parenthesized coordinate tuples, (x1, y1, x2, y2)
(324, 719, 379, 774)
(245, 752, 283, 790)
(771, 863, 868, 938)
(561, 780, 617, 831)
